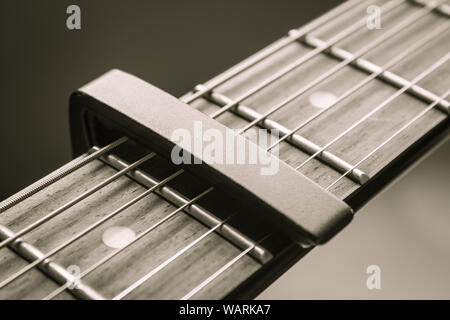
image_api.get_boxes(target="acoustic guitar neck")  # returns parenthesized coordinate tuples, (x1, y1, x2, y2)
(0, 0, 449, 300)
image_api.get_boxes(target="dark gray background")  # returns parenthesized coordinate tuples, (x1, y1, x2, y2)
(0, 0, 342, 199)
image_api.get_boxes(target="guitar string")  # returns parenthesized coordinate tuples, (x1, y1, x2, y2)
(42, 186, 215, 300)
(266, 21, 450, 151)
(294, 52, 450, 171)
(112, 212, 234, 300)
(209, 0, 406, 119)
(0, 153, 156, 250)
(236, 1, 444, 135)
(180, 233, 272, 300)
(325, 88, 450, 191)
(0, 136, 128, 213)
(181, 245, 255, 300)
(0, 170, 184, 289)
(181, 0, 368, 104)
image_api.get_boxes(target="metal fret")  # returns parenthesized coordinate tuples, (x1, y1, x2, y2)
(0, 225, 105, 300)
(302, 36, 450, 115)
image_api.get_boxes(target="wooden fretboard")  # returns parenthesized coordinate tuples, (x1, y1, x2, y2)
(0, 0, 449, 299)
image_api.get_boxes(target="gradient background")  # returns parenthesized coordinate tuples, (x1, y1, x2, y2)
(1, 0, 449, 298)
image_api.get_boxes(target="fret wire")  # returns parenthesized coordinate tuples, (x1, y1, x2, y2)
(42, 186, 214, 300)
(181, 0, 368, 104)
(237, 1, 445, 135)
(112, 201, 226, 300)
(0, 153, 155, 250)
(325, 88, 450, 191)
(294, 52, 450, 172)
(0, 137, 128, 213)
(0, 169, 184, 290)
(209, 0, 406, 119)
(180, 233, 271, 300)
(266, 20, 450, 152)
(0, 223, 107, 299)
(303, 37, 450, 114)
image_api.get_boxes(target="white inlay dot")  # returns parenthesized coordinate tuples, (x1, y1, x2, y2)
(102, 226, 136, 249)
(309, 91, 337, 109)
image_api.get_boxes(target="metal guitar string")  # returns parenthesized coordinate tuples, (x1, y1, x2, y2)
(180, 233, 272, 300)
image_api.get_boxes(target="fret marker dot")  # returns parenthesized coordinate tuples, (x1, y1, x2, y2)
(102, 226, 136, 249)
(309, 91, 337, 109)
